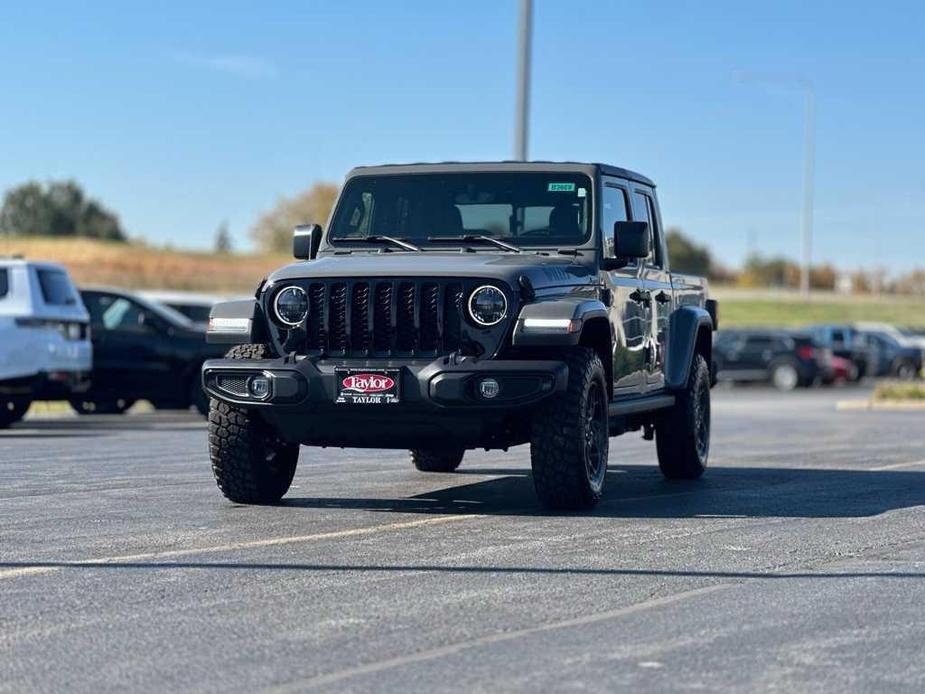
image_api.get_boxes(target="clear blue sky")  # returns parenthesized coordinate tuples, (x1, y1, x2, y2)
(1, 1, 923, 271)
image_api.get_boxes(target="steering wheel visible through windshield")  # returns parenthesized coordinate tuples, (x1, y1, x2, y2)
(328, 172, 593, 249)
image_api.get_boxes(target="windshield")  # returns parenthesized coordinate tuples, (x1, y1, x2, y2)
(328, 172, 593, 248)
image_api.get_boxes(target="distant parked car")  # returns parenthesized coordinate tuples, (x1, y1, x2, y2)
(139, 291, 228, 326)
(857, 321, 925, 352)
(0, 259, 92, 427)
(75, 287, 227, 415)
(713, 328, 825, 390)
(806, 324, 872, 381)
(853, 328, 923, 380)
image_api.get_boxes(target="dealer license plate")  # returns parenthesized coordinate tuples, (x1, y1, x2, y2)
(335, 369, 401, 404)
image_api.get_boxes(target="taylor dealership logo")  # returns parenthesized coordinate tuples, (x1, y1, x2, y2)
(341, 373, 395, 393)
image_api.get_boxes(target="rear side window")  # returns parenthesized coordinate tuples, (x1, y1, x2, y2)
(744, 335, 776, 351)
(602, 183, 629, 258)
(36, 269, 77, 306)
(0, 269, 8, 299)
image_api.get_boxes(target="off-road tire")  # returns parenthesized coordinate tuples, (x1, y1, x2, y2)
(656, 353, 711, 480)
(0, 397, 31, 428)
(69, 398, 135, 415)
(208, 343, 299, 504)
(409, 448, 465, 472)
(530, 348, 609, 510)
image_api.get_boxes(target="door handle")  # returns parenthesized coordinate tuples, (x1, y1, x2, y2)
(655, 291, 671, 304)
(629, 289, 651, 303)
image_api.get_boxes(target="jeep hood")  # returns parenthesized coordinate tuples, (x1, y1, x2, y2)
(266, 253, 598, 291)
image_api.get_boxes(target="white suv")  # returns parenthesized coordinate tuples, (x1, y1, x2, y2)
(0, 259, 92, 427)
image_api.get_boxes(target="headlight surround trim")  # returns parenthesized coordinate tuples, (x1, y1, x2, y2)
(467, 285, 508, 327)
(273, 285, 309, 327)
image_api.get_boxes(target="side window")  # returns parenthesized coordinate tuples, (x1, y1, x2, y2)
(36, 268, 77, 306)
(0, 269, 8, 299)
(631, 192, 653, 267)
(601, 183, 629, 258)
(87, 294, 155, 333)
(744, 335, 775, 351)
(631, 191, 661, 268)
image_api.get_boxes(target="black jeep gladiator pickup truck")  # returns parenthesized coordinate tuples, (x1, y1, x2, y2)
(203, 162, 717, 510)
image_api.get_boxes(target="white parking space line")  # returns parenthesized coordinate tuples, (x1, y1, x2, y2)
(268, 583, 733, 691)
(0, 514, 479, 581)
(871, 459, 925, 471)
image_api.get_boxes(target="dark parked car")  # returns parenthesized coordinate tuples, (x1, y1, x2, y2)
(854, 328, 922, 380)
(140, 291, 226, 326)
(74, 287, 227, 414)
(713, 329, 825, 390)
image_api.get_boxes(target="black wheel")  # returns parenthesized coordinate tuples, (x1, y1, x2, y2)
(0, 397, 31, 429)
(69, 397, 135, 415)
(769, 360, 800, 391)
(530, 348, 609, 510)
(894, 361, 919, 380)
(656, 353, 711, 480)
(208, 344, 299, 504)
(410, 448, 465, 472)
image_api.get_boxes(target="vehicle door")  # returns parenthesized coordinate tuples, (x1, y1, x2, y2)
(82, 291, 175, 399)
(736, 334, 780, 377)
(630, 186, 672, 391)
(600, 178, 645, 394)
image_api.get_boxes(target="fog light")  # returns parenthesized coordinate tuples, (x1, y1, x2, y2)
(247, 375, 271, 400)
(479, 378, 501, 399)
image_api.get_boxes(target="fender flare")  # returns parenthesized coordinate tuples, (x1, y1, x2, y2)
(666, 305, 713, 390)
(206, 299, 269, 345)
(512, 299, 609, 347)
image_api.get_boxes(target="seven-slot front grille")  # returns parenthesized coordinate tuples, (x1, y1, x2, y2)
(285, 279, 476, 357)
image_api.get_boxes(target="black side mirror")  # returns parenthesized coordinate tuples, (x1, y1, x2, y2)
(293, 224, 323, 260)
(614, 221, 650, 259)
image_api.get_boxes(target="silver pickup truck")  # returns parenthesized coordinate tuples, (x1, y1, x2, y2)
(203, 162, 717, 510)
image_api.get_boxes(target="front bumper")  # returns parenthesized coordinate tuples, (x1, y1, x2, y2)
(202, 355, 568, 447)
(203, 355, 567, 410)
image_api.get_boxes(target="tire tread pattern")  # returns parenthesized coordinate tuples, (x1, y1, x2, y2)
(208, 343, 299, 503)
(530, 348, 607, 510)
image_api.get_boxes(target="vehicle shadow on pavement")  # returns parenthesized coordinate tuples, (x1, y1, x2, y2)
(282, 464, 925, 519)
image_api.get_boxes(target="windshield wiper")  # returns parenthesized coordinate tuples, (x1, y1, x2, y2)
(427, 234, 521, 253)
(341, 235, 422, 252)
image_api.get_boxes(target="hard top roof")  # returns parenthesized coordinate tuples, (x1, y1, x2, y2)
(346, 161, 655, 188)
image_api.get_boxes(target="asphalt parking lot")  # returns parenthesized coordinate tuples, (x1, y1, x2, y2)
(2, 385, 924, 693)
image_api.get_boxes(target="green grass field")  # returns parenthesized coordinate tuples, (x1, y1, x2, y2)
(717, 295, 925, 329)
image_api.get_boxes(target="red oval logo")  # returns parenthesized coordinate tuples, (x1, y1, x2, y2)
(342, 373, 395, 393)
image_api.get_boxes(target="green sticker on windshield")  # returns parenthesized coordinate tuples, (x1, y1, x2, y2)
(548, 182, 576, 192)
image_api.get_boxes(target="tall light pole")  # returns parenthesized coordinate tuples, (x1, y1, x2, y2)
(799, 83, 815, 297)
(514, 0, 533, 161)
(736, 72, 816, 296)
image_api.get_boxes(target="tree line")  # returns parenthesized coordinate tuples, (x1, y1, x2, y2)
(1, 180, 126, 241)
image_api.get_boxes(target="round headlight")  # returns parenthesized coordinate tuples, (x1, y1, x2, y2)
(467, 285, 508, 327)
(273, 286, 308, 326)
